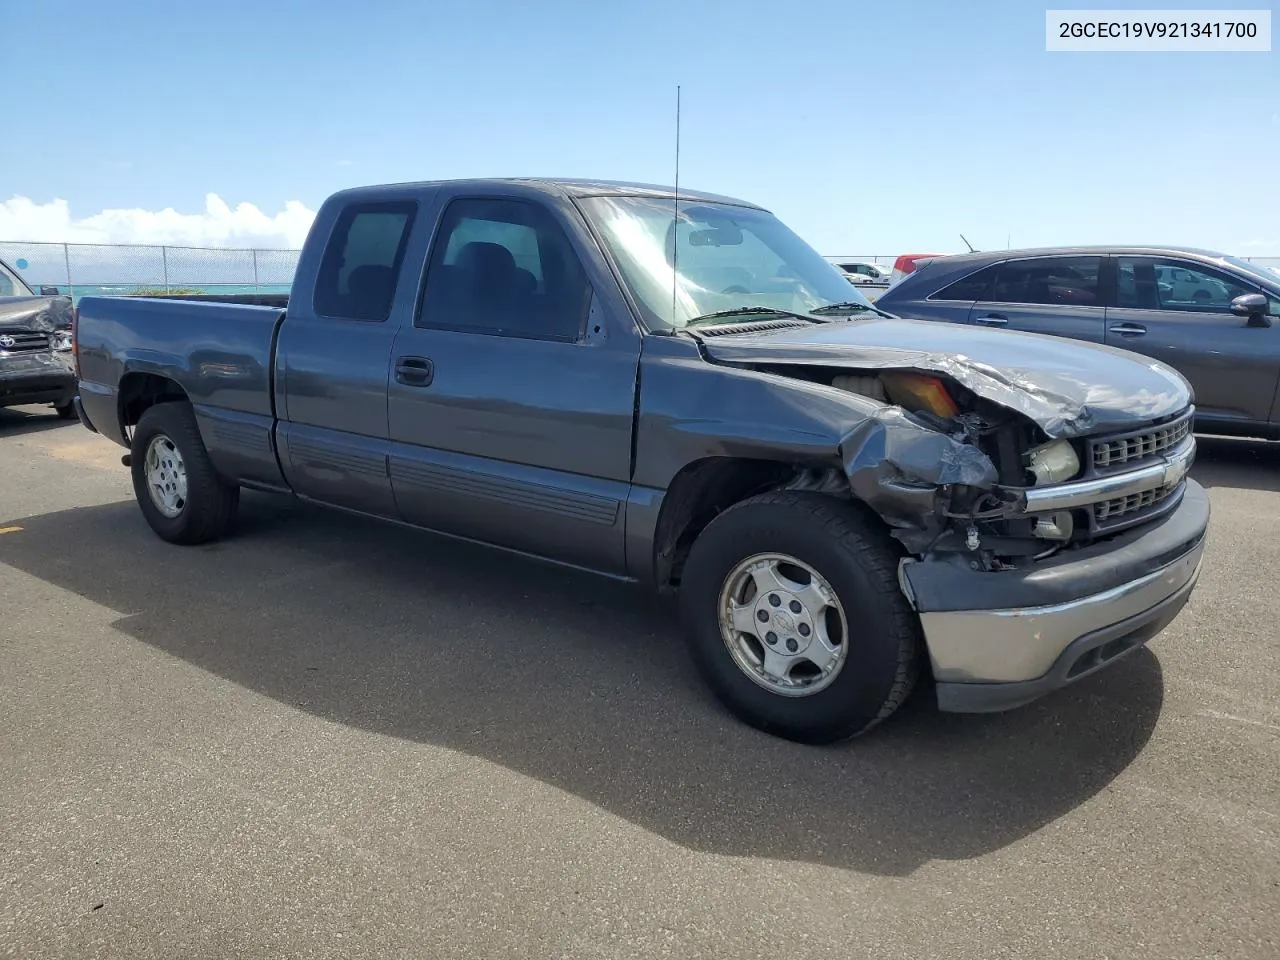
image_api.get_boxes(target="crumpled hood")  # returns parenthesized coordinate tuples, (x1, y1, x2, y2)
(698, 316, 1192, 438)
(0, 295, 74, 332)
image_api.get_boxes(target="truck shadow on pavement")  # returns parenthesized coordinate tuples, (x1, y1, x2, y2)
(0, 493, 1166, 878)
(0, 406, 77, 437)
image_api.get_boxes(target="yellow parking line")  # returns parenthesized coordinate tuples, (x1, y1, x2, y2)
(0, 526, 23, 535)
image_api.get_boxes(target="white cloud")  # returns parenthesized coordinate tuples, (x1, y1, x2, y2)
(0, 194, 316, 249)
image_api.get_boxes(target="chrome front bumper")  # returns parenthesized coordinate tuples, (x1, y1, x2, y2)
(901, 478, 1210, 714)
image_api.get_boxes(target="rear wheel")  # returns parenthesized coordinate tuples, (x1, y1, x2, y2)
(130, 401, 239, 544)
(678, 491, 922, 744)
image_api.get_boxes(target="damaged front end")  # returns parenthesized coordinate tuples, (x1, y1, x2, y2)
(819, 369, 1065, 564)
(757, 362, 1196, 576)
(695, 317, 1196, 574)
(0, 295, 78, 408)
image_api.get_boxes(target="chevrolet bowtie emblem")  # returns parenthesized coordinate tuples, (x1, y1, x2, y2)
(1162, 453, 1190, 487)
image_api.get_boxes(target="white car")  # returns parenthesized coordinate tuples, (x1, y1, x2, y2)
(833, 261, 891, 285)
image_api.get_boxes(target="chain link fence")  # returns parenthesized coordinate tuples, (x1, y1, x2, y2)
(0, 241, 301, 300)
(3, 241, 1278, 302)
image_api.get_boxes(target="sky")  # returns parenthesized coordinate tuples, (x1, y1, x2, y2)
(1, 0, 1277, 257)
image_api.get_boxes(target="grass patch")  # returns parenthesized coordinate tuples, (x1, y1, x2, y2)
(126, 286, 205, 297)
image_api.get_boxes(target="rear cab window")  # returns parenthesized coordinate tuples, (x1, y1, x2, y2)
(313, 201, 418, 321)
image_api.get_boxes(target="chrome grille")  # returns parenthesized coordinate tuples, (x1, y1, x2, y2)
(1090, 413, 1192, 470)
(0, 331, 52, 355)
(1094, 483, 1178, 522)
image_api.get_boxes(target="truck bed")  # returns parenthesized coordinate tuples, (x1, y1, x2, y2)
(74, 295, 288, 457)
(129, 292, 291, 309)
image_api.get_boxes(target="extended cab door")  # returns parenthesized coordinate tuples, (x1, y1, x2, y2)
(385, 191, 641, 576)
(967, 255, 1106, 342)
(1105, 255, 1280, 429)
(274, 198, 423, 516)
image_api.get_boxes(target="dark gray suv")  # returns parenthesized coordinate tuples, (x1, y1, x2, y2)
(876, 246, 1280, 440)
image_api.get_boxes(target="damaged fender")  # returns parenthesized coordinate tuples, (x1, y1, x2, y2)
(839, 405, 999, 531)
(632, 335, 1009, 579)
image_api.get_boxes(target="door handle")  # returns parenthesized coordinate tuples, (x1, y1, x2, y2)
(1108, 323, 1147, 337)
(395, 356, 434, 386)
(975, 313, 1008, 326)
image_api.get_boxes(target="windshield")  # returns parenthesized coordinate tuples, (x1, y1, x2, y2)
(578, 196, 873, 328)
(0, 259, 34, 298)
(1221, 255, 1280, 290)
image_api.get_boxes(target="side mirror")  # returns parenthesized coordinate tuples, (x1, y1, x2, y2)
(1230, 292, 1271, 326)
(39, 286, 62, 296)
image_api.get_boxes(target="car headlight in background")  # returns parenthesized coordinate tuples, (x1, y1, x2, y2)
(50, 331, 73, 351)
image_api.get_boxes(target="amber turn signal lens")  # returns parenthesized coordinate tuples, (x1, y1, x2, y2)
(881, 372, 959, 419)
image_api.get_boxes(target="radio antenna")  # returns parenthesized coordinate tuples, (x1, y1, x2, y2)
(671, 84, 681, 325)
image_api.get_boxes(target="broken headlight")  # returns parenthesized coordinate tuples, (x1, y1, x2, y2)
(1026, 438, 1080, 486)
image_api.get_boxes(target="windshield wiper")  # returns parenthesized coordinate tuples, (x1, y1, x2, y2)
(684, 306, 825, 328)
(807, 300, 892, 318)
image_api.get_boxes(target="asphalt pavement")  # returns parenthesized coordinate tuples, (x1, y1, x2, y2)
(1, 404, 1277, 960)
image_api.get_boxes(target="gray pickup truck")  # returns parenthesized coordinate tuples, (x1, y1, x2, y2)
(71, 177, 1210, 743)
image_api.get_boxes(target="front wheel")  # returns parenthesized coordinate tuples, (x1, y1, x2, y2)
(678, 491, 922, 744)
(53, 400, 76, 420)
(130, 401, 239, 545)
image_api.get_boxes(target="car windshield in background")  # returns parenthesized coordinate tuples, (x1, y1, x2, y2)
(578, 196, 872, 328)
(1220, 255, 1280, 290)
(0, 260, 33, 298)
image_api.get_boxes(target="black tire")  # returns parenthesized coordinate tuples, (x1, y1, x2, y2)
(54, 401, 76, 420)
(130, 401, 239, 545)
(679, 491, 922, 745)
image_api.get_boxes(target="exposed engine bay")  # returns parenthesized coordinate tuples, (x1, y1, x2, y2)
(758, 362, 1189, 572)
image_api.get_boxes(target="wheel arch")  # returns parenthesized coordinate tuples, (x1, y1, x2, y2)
(117, 372, 190, 442)
(651, 456, 860, 590)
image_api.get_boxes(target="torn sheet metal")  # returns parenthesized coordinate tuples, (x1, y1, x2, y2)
(699, 315, 1192, 438)
(0, 295, 74, 332)
(838, 406, 999, 532)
